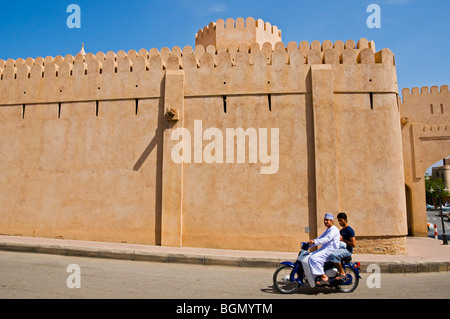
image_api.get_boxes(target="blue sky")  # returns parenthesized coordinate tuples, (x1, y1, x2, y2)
(1, 0, 449, 93)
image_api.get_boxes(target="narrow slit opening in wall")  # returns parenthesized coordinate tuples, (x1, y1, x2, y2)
(441, 103, 444, 114)
(223, 96, 227, 113)
(95, 101, 99, 117)
(268, 94, 272, 112)
(22, 104, 26, 119)
(58, 103, 61, 119)
(430, 104, 434, 115)
(135, 99, 139, 115)
(369, 93, 374, 110)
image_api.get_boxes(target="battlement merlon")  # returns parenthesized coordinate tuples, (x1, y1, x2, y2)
(401, 85, 449, 103)
(399, 85, 450, 125)
(0, 42, 398, 106)
(195, 17, 282, 50)
(0, 32, 398, 107)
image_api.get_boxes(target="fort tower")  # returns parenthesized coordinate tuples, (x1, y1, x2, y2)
(195, 17, 282, 49)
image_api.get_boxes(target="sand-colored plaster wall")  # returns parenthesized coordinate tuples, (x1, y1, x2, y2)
(0, 99, 164, 244)
(181, 94, 311, 252)
(335, 93, 407, 236)
(0, 32, 411, 253)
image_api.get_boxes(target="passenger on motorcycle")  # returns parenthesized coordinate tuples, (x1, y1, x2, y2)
(329, 212, 356, 280)
(307, 213, 340, 286)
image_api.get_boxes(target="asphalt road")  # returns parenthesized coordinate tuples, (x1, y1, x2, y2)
(427, 209, 450, 240)
(0, 250, 449, 300)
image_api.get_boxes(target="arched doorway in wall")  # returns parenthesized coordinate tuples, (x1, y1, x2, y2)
(423, 157, 450, 241)
(402, 122, 450, 237)
(407, 151, 450, 237)
(399, 85, 450, 237)
(405, 184, 413, 235)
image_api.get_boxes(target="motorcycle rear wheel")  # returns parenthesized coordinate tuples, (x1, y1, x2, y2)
(336, 267, 359, 293)
(273, 265, 301, 294)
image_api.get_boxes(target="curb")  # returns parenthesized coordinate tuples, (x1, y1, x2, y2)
(365, 260, 450, 273)
(0, 242, 284, 268)
(1, 242, 449, 273)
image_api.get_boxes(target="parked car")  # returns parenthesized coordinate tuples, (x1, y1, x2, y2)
(436, 207, 450, 221)
(427, 204, 450, 211)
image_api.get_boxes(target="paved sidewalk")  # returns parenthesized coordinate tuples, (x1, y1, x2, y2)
(0, 235, 449, 273)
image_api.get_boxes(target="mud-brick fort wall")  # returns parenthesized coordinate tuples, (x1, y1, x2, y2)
(400, 86, 450, 238)
(0, 17, 407, 253)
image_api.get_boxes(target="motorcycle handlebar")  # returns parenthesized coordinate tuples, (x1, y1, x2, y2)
(301, 242, 310, 251)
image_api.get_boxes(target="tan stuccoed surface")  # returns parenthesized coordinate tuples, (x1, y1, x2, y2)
(0, 17, 448, 254)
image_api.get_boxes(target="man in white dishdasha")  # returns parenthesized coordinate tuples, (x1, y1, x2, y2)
(307, 213, 340, 285)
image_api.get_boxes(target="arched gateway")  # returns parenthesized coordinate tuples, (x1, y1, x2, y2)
(400, 86, 450, 236)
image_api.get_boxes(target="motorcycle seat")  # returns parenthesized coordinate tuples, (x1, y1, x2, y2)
(342, 256, 352, 264)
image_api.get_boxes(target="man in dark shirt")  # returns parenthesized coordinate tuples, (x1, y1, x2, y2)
(329, 212, 356, 280)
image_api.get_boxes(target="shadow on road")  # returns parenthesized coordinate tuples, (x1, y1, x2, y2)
(261, 284, 338, 296)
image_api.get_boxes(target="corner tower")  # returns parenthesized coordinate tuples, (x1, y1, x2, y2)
(195, 17, 282, 49)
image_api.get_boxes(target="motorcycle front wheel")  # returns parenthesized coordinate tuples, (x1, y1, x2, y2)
(336, 267, 359, 293)
(273, 265, 301, 294)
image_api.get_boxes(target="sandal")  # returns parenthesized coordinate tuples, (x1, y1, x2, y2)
(315, 278, 329, 286)
(334, 275, 345, 281)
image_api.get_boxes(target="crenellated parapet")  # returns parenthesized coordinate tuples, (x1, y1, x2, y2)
(401, 85, 449, 103)
(400, 85, 450, 126)
(195, 17, 282, 50)
(0, 37, 397, 106)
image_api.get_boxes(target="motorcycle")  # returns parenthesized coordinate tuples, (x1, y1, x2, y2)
(273, 242, 361, 294)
